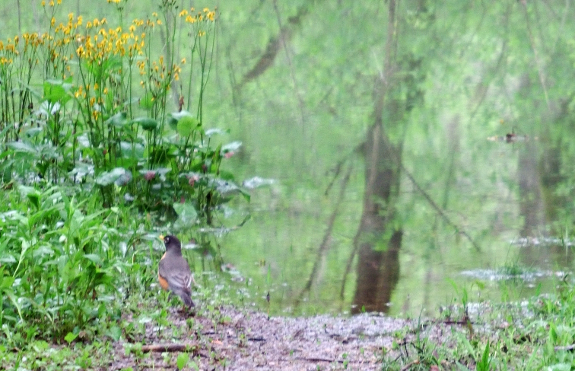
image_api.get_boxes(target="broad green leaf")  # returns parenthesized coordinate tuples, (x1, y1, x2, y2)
(32, 246, 54, 259)
(0, 254, 17, 264)
(18, 185, 41, 208)
(177, 115, 198, 137)
(173, 202, 198, 230)
(221, 141, 242, 153)
(171, 110, 193, 120)
(132, 117, 158, 131)
(95, 167, 130, 186)
(7, 141, 38, 154)
(209, 178, 250, 201)
(0, 273, 15, 288)
(64, 332, 78, 344)
(105, 112, 129, 127)
(176, 353, 189, 370)
(84, 254, 103, 264)
(108, 326, 122, 341)
(205, 128, 228, 137)
(168, 116, 178, 131)
(120, 142, 145, 159)
(43, 78, 72, 105)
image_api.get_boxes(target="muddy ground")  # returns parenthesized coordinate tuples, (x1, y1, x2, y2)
(108, 306, 468, 370)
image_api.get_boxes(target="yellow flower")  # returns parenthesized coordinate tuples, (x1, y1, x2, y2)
(181, 58, 186, 64)
(76, 45, 85, 57)
(179, 9, 188, 17)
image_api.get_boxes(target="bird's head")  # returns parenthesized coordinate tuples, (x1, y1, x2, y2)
(159, 234, 182, 252)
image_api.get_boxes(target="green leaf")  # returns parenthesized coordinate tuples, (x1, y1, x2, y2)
(44, 78, 73, 105)
(84, 254, 102, 264)
(176, 352, 189, 370)
(132, 117, 158, 131)
(0, 273, 15, 289)
(176, 115, 199, 137)
(18, 185, 41, 209)
(64, 332, 78, 344)
(27, 193, 40, 209)
(173, 202, 198, 230)
(32, 245, 54, 259)
(95, 168, 131, 186)
(205, 128, 228, 137)
(221, 141, 242, 153)
(7, 141, 38, 155)
(168, 116, 178, 131)
(120, 142, 145, 159)
(105, 112, 129, 127)
(0, 254, 17, 264)
(209, 178, 250, 201)
(108, 326, 122, 341)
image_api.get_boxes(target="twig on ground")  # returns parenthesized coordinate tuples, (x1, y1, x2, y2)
(140, 343, 198, 353)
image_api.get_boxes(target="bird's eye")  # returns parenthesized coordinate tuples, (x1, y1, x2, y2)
(165, 237, 170, 243)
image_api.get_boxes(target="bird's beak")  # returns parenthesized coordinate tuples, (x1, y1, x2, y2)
(159, 234, 165, 241)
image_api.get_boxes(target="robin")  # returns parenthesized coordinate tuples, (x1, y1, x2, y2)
(158, 235, 194, 307)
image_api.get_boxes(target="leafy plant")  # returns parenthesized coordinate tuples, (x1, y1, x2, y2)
(0, 185, 131, 343)
(0, 0, 245, 224)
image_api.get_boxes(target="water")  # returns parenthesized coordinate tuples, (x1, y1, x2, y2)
(200, 2, 575, 317)
(215, 136, 572, 317)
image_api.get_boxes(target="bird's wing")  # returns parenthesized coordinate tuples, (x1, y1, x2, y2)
(167, 270, 192, 290)
(166, 259, 192, 289)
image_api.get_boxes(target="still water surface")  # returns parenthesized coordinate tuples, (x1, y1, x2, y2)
(196, 2, 575, 318)
(208, 118, 570, 318)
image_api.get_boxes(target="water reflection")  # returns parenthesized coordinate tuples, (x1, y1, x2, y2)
(213, 1, 575, 318)
(349, 120, 403, 314)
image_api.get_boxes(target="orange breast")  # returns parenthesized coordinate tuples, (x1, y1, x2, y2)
(158, 273, 169, 290)
(158, 252, 169, 290)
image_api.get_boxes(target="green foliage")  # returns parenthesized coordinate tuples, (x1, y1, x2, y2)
(0, 186, 129, 343)
(0, 0, 245, 222)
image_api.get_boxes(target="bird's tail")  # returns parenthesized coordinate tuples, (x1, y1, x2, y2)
(175, 287, 194, 307)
